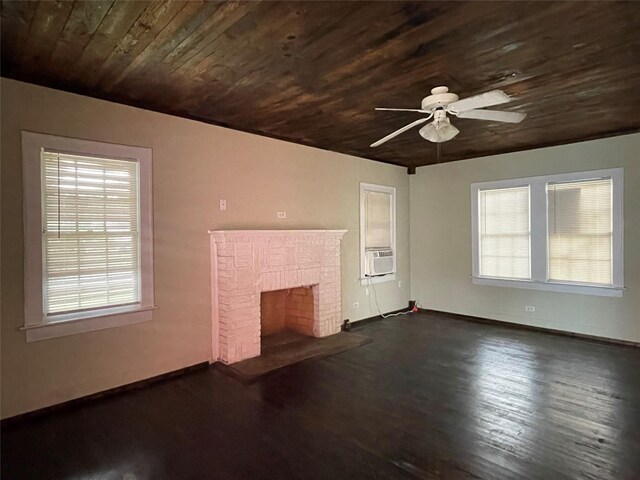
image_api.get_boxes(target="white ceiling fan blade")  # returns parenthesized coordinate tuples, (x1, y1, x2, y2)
(370, 117, 431, 147)
(456, 109, 526, 123)
(376, 107, 431, 113)
(447, 90, 511, 113)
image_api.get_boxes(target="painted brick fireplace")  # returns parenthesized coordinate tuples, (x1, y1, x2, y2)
(209, 230, 347, 364)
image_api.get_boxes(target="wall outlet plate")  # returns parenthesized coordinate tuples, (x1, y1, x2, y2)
(219, 199, 227, 211)
(525, 305, 535, 312)
(277, 211, 286, 219)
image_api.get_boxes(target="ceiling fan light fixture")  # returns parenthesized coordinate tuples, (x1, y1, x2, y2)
(436, 117, 460, 142)
(419, 113, 459, 143)
(418, 122, 438, 142)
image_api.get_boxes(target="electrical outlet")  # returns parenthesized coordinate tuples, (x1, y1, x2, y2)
(352, 301, 359, 308)
(219, 199, 227, 211)
(525, 305, 535, 312)
(277, 211, 287, 219)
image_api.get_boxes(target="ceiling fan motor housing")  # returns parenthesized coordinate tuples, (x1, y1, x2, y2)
(421, 86, 459, 111)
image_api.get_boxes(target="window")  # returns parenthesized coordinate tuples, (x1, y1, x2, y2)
(360, 183, 396, 284)
(471, 168, 623, 297)
(22, 132, 154, 341)
(478, 186, 530, 280)
(547, 178, 612, 285)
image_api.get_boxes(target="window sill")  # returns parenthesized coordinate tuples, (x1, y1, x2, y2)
(472, 277, 623, 297)
(22, 306, 156, 342)
(360, 274, 396, 286)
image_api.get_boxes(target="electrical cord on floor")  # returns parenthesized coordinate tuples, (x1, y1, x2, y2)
(366, 276, 417, 319)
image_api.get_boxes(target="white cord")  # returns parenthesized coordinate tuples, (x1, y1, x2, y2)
(366, 277, 414, 319)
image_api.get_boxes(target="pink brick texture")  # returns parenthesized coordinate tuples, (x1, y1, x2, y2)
(209, 230, 347, 364)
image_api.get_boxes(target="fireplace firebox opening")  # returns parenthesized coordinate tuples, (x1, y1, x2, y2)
(260, 286, 317, 349)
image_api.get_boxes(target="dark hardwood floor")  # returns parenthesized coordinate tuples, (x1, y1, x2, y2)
(2, 311, 640, 480)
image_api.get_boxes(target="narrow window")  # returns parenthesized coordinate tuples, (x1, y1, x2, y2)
(364, 190, 392, 250)
(360, 183, 396, 282)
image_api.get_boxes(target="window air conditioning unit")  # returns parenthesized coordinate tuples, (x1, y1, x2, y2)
(365, 249, 395, 277)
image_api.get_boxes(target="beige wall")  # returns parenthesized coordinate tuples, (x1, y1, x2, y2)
(0, 79, 410, 418)
(410, 133, 640, 343)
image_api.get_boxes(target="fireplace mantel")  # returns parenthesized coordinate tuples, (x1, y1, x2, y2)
(209, 229, 347, 363)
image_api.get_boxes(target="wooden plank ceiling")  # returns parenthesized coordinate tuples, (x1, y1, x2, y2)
(2, 1, 639, 169)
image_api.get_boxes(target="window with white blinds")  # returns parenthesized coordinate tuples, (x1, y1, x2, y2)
(471, 168, 623, 297)
(360, 183, 396, 281)
(22, 132, 153, 341)
(364, 190, 392, 249)
(42, 151, 141, 315)
(478, 186, 530, 279)
(548, 178, 612, 285)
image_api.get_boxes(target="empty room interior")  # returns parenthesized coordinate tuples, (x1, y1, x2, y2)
(1, 1, 640, 479)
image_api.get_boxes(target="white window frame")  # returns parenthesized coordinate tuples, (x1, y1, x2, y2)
(471, 168, 624, 297)
(21, 131, 155, 341)
(360, 182, 396, 285)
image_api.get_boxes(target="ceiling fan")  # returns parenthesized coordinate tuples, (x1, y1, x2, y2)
(371, 86, 526, 147)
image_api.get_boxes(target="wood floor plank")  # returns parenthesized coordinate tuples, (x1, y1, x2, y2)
(2, 311, 639, 479)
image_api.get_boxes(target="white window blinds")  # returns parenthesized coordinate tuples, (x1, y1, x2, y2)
(42, 151, 141, 315)
(547, 178, 612, 285)
(364, 190, 392, 249)
(478, 186, 530, 279)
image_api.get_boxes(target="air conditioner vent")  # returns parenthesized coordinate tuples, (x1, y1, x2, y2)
(365, 249, 395, 276)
